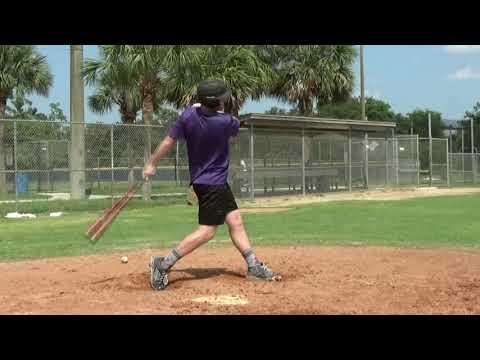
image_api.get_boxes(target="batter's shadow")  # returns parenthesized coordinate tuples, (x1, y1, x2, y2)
(169, 267, 245, 284)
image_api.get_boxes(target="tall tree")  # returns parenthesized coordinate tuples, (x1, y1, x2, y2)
(0, 46, 53, 193)
(83, 46, 145, 187)
(264, 106, 288, 115)
(83, 46, 141, 124)
(317, 97, 396, 121)
(47, 102, 67, 122)
(6, 92, 46, 120)
(153, 106, 180, 127)
(163, 46, 275, 116)
(84, 45, 181, 198)
(263, 45, 357, 115)
(396, 109, 445, 138)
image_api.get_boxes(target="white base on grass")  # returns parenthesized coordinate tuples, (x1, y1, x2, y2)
(5, 212, 37, 219)
(49, 212, 64, 217)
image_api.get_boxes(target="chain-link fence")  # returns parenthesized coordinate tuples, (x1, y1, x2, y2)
(0, 119, 188, 215)
(418, 138, 449, 186)
(304, 132, 350, 193)
(449, 152, 479, 185)
(1, 119, 479, 214)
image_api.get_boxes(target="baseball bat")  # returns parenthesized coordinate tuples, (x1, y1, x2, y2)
(86, 180, 143, 242)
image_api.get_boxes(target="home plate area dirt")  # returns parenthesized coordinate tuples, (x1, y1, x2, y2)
(1, 246, 479, 315)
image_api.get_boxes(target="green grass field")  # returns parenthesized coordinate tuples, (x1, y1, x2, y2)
(0, 180, 188, 216)
(0, 193, 50, 201)
(1, 194, 480, 262)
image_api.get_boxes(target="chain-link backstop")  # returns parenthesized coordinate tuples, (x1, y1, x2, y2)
(1, 118, 478, 215)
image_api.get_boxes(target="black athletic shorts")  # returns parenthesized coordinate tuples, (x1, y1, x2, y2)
(192, 183, 239, 226)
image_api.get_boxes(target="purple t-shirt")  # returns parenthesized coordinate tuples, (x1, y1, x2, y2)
(168, 106, 240, 185)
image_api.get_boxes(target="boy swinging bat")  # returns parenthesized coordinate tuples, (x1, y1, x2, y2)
(143, 80, 281, 290)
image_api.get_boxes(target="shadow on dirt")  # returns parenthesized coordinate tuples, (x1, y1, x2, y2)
(89, 267, 245, 291)
(170, 267, 244, 284)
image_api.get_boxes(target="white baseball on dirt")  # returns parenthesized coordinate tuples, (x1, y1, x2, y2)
(121, 256, 128, 263)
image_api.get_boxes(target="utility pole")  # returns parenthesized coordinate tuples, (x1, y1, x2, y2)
(360, 45, 366, 121)
(70, 45, 86, 200)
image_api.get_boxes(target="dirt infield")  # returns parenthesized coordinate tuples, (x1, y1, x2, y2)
(1, 246, 479, 315)
(241, 186, 480, 208)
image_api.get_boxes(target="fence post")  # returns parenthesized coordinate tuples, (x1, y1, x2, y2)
(416, 135, 420, 185)
(449, 130, 453, 153)
(302, 128, 306, 196)
(110, 124, 114, 205)
(97, 157, 100, 189)
(446, 138, 450, 187)
(343, 142, 348, 190)
(472, 153, 477, 184)
(249, 123, 255, 202)
(429, 113, 433, 186)
(461, 128, 465, 183)
(348, 129, 352, 192)
(472, 118, 477, 184)
(395, 137, 399, 186)
(45, 141, 51, 192)
(385, 136, 389, 187)
(175, 141, 180, 185)
(364, 133, 369, 189)
(14, 120, 18, 213)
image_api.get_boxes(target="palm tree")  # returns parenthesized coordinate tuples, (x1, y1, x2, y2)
(83, 46, 144, 187)
(83, 45, 180, 198)
(0, 45, 53, 194)
(262, 45, 357, 116)
(83, 47, 141, 124)
(87, 81, 139, 124)
(163, 46, 276, 116)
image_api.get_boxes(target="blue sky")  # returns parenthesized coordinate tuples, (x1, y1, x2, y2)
(28, 45, 480, 122)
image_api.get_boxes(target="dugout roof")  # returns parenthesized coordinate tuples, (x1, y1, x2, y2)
(239, 113, 396, 134)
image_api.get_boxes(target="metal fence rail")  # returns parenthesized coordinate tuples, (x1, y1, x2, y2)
(0, 119, 478, 214)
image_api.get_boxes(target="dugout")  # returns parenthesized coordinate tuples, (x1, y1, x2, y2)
(229, 113, 397, 199)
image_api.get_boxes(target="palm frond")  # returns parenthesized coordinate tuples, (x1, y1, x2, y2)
(0, 45, 53, 100)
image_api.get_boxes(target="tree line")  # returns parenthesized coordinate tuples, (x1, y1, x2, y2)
(267, 97, 480, 152)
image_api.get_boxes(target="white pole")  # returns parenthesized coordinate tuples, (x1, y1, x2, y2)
(462, 127, 465, 183)
(302, 128, 306, 196)
(428, 113, 433, 186)
(175, 141, 180, 185)
(385, 136, 389, 186)
(14, 120, 18, 212)
(348, 130, 352, 191)
(364, 132, 369, 189)
(416, 134, 420, 185)
(360, 45, 366, 121)
(250, 124, 255, 202)
(472, 118, 477, 183)
(111, 125, 114, 205)
(446, 138, 450, 187)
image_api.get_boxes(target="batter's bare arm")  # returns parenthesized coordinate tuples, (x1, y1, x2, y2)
(143, 136, 176, 178)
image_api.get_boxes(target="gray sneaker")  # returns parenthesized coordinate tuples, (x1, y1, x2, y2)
(247, 263, 282, 281)
(149, 256, 169, 291)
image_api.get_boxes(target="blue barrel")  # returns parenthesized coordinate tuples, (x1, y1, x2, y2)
(16, 174, 29, 194)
